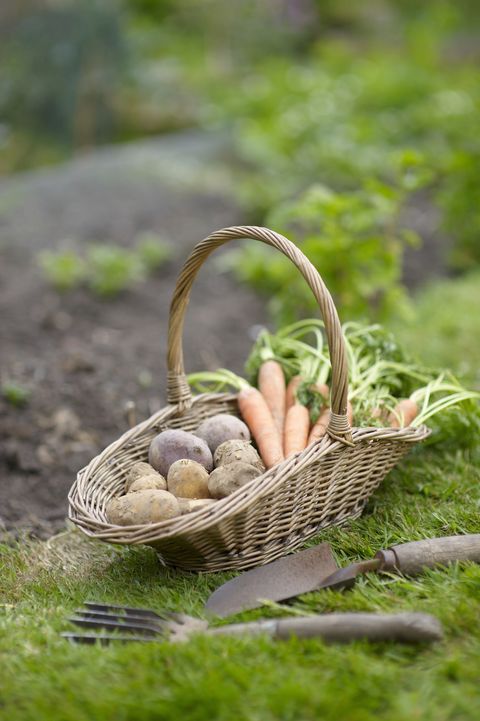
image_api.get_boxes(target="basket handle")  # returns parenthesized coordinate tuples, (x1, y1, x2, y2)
(167, 226, 352, 443)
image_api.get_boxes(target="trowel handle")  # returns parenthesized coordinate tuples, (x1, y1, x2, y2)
(377, 534, 480, 575)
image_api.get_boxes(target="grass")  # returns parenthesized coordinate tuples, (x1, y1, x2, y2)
(1, 272, 480, 721)
(393, 270, 480, 387)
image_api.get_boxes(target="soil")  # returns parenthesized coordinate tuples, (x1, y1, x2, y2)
(0, 132, 266, 538)
(0, 132, 450, 539)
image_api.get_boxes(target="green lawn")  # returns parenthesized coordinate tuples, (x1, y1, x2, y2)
(1, 273, 480, 721)
(394, 271, 480, 387)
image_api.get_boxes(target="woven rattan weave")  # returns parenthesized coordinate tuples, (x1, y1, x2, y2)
(68, 226, 429, 571)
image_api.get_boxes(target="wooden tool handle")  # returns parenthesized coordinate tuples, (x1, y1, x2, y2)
(378, 534, 480, 575)
(210, 612, 442, 643)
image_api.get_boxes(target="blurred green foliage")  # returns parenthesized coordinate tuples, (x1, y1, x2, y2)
(39, 249, 87, 291)
(128, 0, 480, 277)
(393, 270, 480, 387)
(201, 38, 479, 275)
(2, 0, 480, 299)
(0, 0, 127, 162)
(38, 234, 171, 297)
(1, 382, 30, 407)
(86, 245, 144, 297)
(224, 165, 425, 323)
(136, 232, 173, 271)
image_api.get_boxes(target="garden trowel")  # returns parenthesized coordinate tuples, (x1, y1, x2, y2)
(64, 602, 443, 645)
(205, 534, 480, 617)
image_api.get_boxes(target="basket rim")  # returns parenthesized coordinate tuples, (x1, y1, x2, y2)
(68, 394, 431, 545)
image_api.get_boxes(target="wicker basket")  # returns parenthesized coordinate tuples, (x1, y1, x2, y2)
(68, 226, 430, 571)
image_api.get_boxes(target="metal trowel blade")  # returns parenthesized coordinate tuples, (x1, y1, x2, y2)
(205, 543, 338, 617)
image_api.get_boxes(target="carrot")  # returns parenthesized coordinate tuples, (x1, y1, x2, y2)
(237, 386, 285, 468)
(288, 379, 329, 422)
(308, 406, 330, 444)
(314, 383, 329, 401)
(370, 405, 388, 424)
(258, 360, 286, 440)
(347, 400, 354, 426)
(284, 403, 310, 457)
(388, 399, 418, 428)
(286, 375, 302, 411)
(308, 398, 353, 445)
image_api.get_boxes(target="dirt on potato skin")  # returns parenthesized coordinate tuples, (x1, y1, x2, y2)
(0, 134, 267, 538)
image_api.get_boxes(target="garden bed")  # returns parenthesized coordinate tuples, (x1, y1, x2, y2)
(0, 137, 266, 537)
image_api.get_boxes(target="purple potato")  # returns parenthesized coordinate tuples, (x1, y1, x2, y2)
(195, 414, 251, 453)
(148, 429, 213, 478)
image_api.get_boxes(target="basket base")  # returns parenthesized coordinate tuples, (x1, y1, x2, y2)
(151, 503, 365, 573)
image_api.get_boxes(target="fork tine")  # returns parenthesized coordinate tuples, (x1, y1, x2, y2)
(84, 601, 161, 620)
(74, 609, 168, 628)
(68, 616, 165, 637)
(62, 632, 153, 645)
(82, 602, 195, 625)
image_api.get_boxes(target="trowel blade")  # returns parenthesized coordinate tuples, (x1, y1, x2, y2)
(205, 543, 339, 617)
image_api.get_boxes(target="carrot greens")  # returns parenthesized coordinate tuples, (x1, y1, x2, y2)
(187, 319, 479, 447)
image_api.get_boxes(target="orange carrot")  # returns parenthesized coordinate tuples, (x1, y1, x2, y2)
(286, 375, 302, 411)
(388, 399, 418, 428)
(287, 379, 328, 412)
(314, 383, 329, 401)
(237, 386, 285, 468)
(308, 398, 353, 445)
(284, 403, 310, 457)
(347, 400, 354, 426)
(308, 406, 330, 444)
(258, 360, 286, 440)
(370, 406, 388, 424)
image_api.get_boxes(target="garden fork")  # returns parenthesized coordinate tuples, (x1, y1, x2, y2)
(62, 602, 443, 645)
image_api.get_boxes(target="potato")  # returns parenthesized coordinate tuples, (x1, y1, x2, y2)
(148, 429, 213, 478)
(125, 461, 162, 492)
(208, 461, 261, 499)
(106, 489, 180, 526)
(178, 498, 217, 514)
(128, 474, 167, 493)
(214, 440, 265, 472)
(195, 414, 250, 454)
(167, 459, 210, 499)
